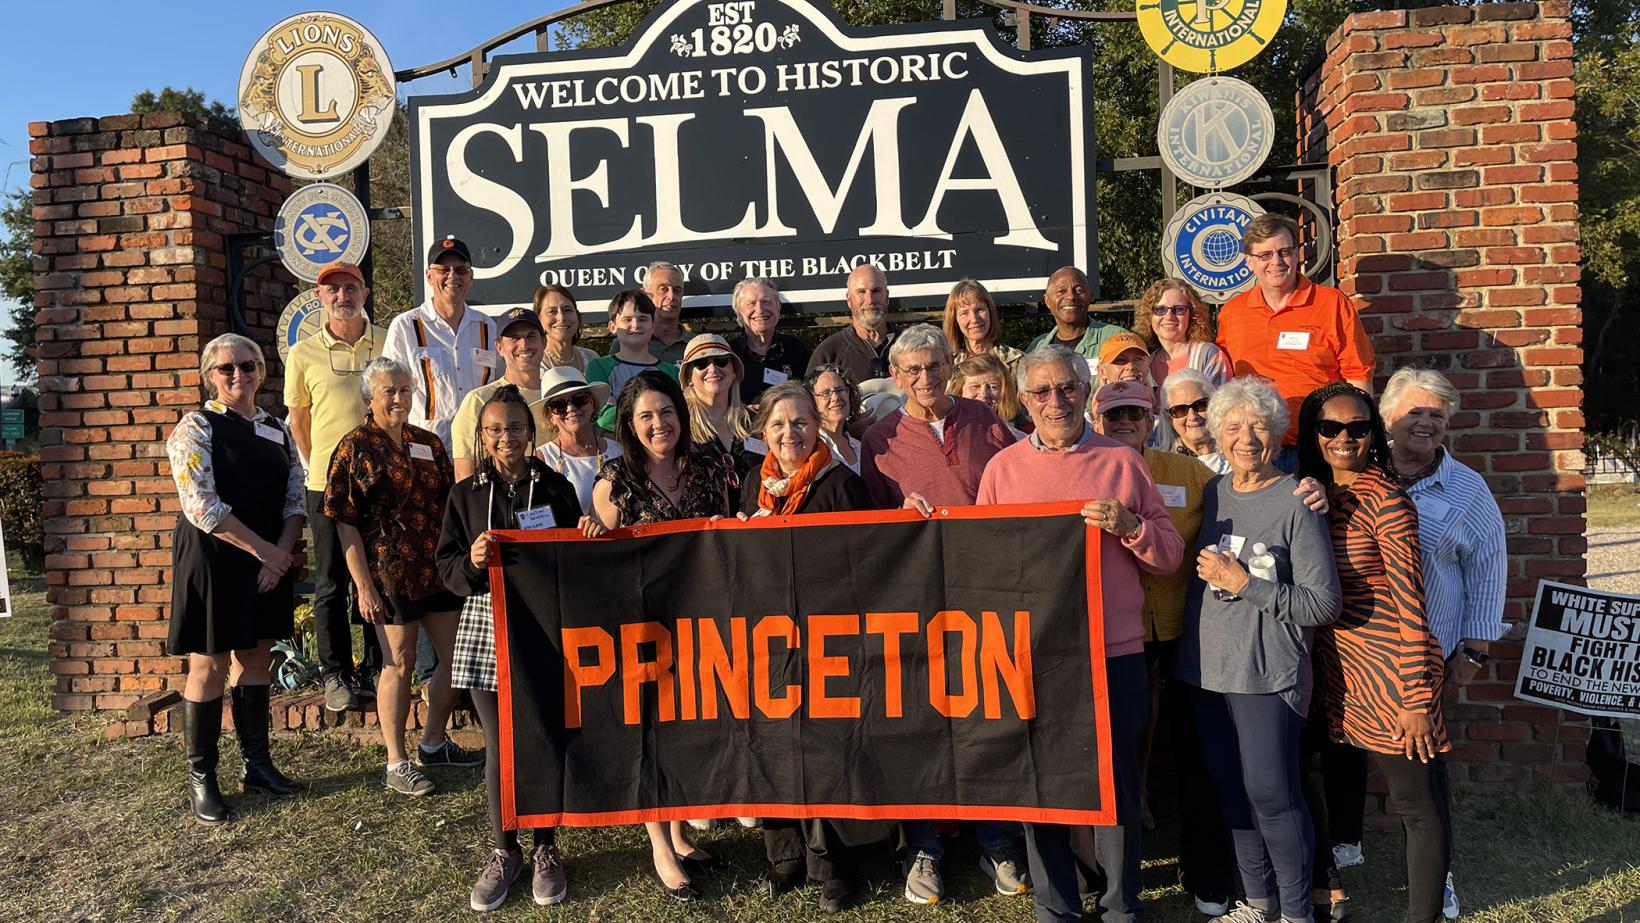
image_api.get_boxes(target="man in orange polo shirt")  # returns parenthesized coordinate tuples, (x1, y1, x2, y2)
(1216, 214, 1373, 471)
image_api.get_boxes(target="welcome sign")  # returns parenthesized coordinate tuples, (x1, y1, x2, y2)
(490, 504, 1115, 827)
(409, 0, 1095, 312)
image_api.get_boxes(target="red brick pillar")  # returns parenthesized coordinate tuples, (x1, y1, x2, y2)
(1299, 1, 1585, 785)
(31, 112, 292, 717)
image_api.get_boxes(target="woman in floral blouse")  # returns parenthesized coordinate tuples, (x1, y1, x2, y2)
(166, 333, 306, 824)
(590, 369, 735, 902)
(324, 357, 474, 798)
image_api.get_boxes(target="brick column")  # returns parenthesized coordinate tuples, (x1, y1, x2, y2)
(1299, 1, 1584, 785)
(31, 112, 292, 714)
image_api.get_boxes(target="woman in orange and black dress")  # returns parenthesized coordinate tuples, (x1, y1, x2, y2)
(1297, 382, 1450, 923)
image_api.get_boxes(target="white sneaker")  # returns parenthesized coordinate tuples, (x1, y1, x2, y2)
(1332, 841, 1364, 868)
(736, 816, 761, 828)
(685, 818, 714, 831)
(1443, 872, 1459, 919)
(1195, 895, 1231, 916)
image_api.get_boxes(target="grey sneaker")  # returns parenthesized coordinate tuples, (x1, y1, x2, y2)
(903, 853, 944, 905)
(323, 675, 358, 712)
(1332, 841, 1363, 868)
(418, 738, 485, 767)
(470, 847, 523, 911)
(532, 842, 568, 905)
(979, 853, 1029, 895)
(1442, 872, 1459, 919)
(1216, 902, 1279, 922)
(382, 762, 434, 796)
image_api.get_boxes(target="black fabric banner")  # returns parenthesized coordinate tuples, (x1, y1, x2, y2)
(492, 502, 1114, 827)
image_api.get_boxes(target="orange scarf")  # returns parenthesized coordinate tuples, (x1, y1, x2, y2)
(757, 440, 834, 515)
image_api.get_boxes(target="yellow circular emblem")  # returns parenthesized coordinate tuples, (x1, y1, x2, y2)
(238, 13, 397, 179)
(1136, 0, 1287, 74)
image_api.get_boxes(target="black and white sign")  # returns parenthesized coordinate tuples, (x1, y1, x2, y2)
(409, 0, 1095, 312)
(1515, 580, 1640, 719)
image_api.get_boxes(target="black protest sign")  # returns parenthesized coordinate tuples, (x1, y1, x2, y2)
(409, 0, 1095, 313)
(1514, 579, 1640, 718)
(489, 503, 1115, 828)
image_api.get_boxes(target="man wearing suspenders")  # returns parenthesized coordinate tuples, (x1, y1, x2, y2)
(383, 234, 503, 708)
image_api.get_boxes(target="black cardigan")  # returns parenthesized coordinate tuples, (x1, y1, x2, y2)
(437, 457, 582, 597)
(738, 461, 873, 516)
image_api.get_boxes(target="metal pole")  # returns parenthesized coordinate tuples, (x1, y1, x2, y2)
(353, 162, 375, 323)
(1158, 60, 1177, 226)
(942, 0, 955, 21)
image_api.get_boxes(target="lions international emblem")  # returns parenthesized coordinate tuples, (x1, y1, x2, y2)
(238, 13, 396, 179)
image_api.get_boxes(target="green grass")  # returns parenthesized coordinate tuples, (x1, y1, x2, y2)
(1587, 484, 1640, 531)
(1, 577, 1637, 921)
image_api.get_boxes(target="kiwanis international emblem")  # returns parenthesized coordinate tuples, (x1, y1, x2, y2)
(274, 183, 371, 282)
(1136, 0, 1288, 73)
(238, 12, 396, 179)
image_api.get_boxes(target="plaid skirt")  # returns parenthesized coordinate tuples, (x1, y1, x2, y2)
(450, 593, 498, 692)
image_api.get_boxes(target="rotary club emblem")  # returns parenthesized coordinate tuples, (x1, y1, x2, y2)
(1136, 0, 1287, 74)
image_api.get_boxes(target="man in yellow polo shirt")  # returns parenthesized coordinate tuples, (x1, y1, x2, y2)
(285, 262, 390, 712)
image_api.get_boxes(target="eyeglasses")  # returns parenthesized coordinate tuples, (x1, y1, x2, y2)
(211, 360, 259, 377)
(688, 356, 732, 371)
(1101, 406, 1149, 423)
(812, 387, 850, 401)
(545, 392, 594, 416)
(1154, 305, 1191, 317)
(896, 362, 946, 379)
(1022, 381, 1084, 403)
(482, 423, 530, 439)
(1248, 246, 1298, 263)
(1166, 397, 1210, 419)
(1316, 419, 1373, 439)
(428, 264, 472, 278)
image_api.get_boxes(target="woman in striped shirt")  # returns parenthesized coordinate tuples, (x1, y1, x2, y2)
(1297, 382, 1451, 923)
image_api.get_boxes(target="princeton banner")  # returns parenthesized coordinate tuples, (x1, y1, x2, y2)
(490, 502, 1115, 828)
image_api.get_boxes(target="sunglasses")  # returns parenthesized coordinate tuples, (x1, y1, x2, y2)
(1153, 305, 1191, 317)
(1166, 397, 1210, 419)
(211, 360, 259, 377)
(1101, 406, 1149, 423)
(1316, 419, 1373, 439)
(689, 356, 732, 371)
(546, 392, 595, 416)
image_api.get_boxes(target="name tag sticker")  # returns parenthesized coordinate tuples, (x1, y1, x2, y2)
(743, 437, 770, 455)
(473, 347, 498, 367)
(1216, 534, 1247, 558)
(1414, 495, 1453, 524)
(409, 442, 435, 461)
(1158, 484, 1188, 508)
(254, 422, 285, 444)
(1277, 331, 1311, 351)
(763, 368, 789, 386)
(515, 506, 557, 531)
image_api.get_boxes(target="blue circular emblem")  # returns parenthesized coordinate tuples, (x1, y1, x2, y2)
(276, 289, 325, 362)
(275, 183, 371, 283)
(1161, 192, 1265, 304)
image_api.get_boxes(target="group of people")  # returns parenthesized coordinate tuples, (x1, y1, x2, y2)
(164, 214, 1507, 923)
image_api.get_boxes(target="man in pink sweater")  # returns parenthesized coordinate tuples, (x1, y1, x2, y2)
(861, 324, 1016, 513)
(977, 344, 1183, 923)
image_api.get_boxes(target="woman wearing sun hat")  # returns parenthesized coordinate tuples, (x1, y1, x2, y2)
(532, 367, 618, 511)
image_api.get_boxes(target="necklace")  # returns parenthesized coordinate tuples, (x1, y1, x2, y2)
(551, 438, 605, 474)
(1397, 451, 1441, 486)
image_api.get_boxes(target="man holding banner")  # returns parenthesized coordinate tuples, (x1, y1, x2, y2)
(978, 345, 1184, 923)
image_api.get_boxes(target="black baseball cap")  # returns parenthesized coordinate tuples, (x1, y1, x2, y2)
(497, 306, 543, 337)
(428, 234, 472, 265)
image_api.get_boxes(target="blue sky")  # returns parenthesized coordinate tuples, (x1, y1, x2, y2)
(1, 0, 578, 382)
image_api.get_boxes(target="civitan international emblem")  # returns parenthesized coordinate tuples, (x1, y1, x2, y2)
(1161, 192, 1264, 303)
(239, 12, 397, 179)
(1136, 0, 1287, 74)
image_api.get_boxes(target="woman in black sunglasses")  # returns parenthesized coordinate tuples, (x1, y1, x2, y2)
(1296, 382, 1451, 923)
(680, 333, 763, 488)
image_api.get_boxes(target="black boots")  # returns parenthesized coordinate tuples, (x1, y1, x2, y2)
(183, 697, 230, 825)
(230, 684, 302, 798)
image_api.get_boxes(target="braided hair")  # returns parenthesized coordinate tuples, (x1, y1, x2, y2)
(1296, 381, 1396, 487)
(471, 384, 537, 482)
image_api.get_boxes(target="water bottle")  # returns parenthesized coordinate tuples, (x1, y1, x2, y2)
(1248, 543, 1278, 584)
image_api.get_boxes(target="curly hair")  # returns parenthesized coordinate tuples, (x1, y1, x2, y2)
(1130, 278, 1211, 348)
(805, 362, 862, 428)
(1296, 381, 1397, 487)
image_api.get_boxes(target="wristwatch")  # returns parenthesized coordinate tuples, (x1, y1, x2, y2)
(1461, 647, 1490, 666)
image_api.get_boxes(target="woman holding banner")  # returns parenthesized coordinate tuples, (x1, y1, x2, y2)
(590, 370, 736, 902)
(166, 333, 306, 824)
(737, 380, 880, 912)
(1296, 382, 1451, 923)
(438, 385, 600, 911)
(1173, 376, 1341, 923)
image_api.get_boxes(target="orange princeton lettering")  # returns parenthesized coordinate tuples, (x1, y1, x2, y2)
(753, 615, 801, 719)
(981, 610, 1036, 719)
(561, 626, 615, 729)
(866, 612, 918, 718)
(619, 622, 677, 725)
(927, 610, 978, 718)
(806, 614, 861, 718)
(698, 617, 751, 720)
(676, 618, 697, 721)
